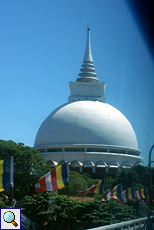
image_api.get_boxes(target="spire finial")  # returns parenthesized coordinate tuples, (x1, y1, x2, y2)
(77, 28, 98, 83)
(83, 27, 93, 63)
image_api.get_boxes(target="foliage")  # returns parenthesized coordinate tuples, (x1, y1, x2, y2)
(0, 200, 7, 208)
(132, 165, 149, 187)
(22, 192, 53, 222)
(115, 165, 149, 191)
(137, 200, 148, 210)
(81, 173, 99, 188)
(22, 193, 78, 230)
(105, 176, 115, 189)
(0, 140, 51, 200)
(58, 171, 88, 195)
(115, 169, 140, 189)
(107, 200, 137, 223)
(22, 194, 137, 230)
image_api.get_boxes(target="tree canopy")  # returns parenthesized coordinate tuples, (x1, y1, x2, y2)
(0, 140, 51, 199)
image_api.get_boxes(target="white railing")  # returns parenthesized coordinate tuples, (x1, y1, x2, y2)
(87, 216, 154, 230)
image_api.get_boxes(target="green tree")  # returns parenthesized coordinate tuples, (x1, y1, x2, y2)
(0, 140, 50, 200)
(105, 176, 115, 189)
(115, 165, 149, 192)
(115, 169, 140, 189)
(81, 173, 99, 187)
(58, 171, 88, 196)
(132, 165, 149, 187)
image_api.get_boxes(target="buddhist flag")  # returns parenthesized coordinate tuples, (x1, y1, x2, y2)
(121, 186, 136, 203)
(0, 156, 14, 192)
(35, 162, 69, 192)
(133, 187, 147, 202)
(93, 178, 105, 194)
(102, 189, 109, 202)
(78, 178, 105, 195)
(102, 184, 122, 201)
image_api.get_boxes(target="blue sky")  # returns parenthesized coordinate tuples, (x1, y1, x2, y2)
(0, 0, 153, 165)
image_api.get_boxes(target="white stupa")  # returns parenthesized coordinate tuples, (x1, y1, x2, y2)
(34, 28, 143, 173)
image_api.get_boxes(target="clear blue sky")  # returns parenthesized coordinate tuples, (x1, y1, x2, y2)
(0, 0, 153, 165)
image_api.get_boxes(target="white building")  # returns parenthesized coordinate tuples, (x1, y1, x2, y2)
(34, 28, 143, 174)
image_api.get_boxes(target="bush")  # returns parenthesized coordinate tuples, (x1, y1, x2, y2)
(0, 200, 7, 208)
(22, 194, 137, 230)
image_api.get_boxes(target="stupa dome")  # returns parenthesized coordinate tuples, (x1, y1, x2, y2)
(34, 101, 138, 150)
